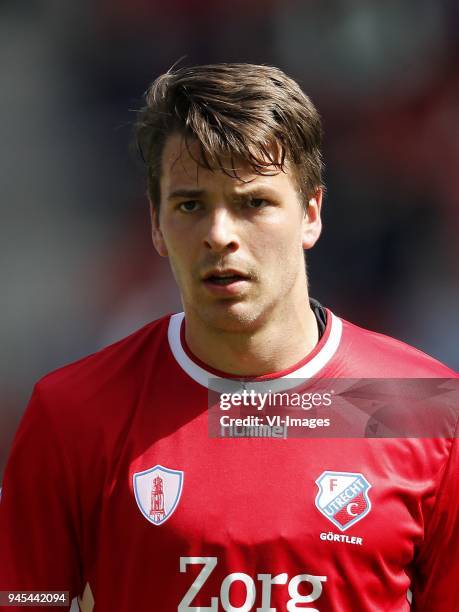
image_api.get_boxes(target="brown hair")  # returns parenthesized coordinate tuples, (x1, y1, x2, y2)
(136, 63, 324, 209)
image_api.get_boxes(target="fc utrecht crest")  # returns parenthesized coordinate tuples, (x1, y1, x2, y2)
(315, 471, 372, 531)
(133, 465, 184, 526)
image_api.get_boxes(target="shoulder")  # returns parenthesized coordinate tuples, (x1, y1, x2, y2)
(336, 315, 457, 377)
(34, 314, 173, 409)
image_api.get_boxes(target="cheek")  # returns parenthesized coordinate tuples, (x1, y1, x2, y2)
(163, 241, 188, 281)
(164, 252, 182, 287)
(260, 225, 303, 261)
(165, 242, 198, 293)
(251, 240, 301, 288)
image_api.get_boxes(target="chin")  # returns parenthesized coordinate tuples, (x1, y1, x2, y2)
(198, 301, 268, 333)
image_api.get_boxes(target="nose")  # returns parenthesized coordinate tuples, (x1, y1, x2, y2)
(203, 207, 239, 253)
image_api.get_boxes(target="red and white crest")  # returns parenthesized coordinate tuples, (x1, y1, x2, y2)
(133, 465, 184, 526)
(315, 471, 372, 531)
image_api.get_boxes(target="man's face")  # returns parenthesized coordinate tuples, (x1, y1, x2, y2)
(152, 133, 322, 332)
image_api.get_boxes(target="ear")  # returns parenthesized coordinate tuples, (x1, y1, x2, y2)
(149, 200, 169, 257)
(302, 188, 323, 250)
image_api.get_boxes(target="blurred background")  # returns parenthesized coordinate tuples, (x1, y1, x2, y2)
(1, 0, 458, 476)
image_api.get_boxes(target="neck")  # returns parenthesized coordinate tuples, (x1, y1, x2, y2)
(183, 294, 319, 377)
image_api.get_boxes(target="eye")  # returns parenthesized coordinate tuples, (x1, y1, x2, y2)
(178, 200, 200, 213)
(246, 198, 268, 209)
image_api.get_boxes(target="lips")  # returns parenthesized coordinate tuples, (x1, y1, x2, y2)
(201, 268, 250, 293)
(205, 274, 246, 286)
(202, 269, 249, 284)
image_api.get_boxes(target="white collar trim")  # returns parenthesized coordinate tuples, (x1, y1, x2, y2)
(167, 311, 342, 392)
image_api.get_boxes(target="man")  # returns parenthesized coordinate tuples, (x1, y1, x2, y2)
(0, 64, 457, 611)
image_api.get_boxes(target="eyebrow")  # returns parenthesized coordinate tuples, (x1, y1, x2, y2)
(166, 185, 279, 201)
(167, 188, 206, 200)
(233, 185, 276, 196)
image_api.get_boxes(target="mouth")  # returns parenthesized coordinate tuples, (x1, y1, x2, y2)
(202, 269, 251, 293)
(204, 274, 247, 286)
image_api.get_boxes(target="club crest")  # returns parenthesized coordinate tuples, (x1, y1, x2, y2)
(315, 471, 371, 531)
(133, 465, 184, 526)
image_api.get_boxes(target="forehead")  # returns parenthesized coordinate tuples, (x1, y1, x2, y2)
(160, 133, 296, 195)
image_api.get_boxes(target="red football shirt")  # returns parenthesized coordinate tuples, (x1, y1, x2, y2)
(0, 309, 457, 611)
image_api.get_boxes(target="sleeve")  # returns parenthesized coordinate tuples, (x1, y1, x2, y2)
(0, 384, 83, 608)
(411, 433, 459, 611)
